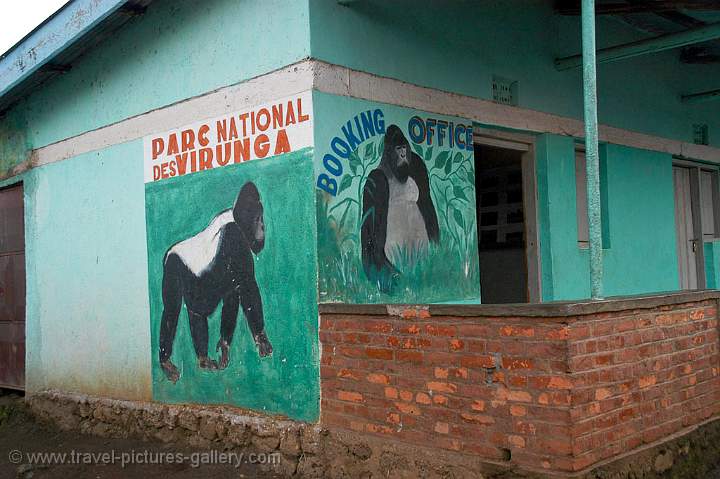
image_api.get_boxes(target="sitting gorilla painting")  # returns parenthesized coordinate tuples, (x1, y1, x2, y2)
(361, 125, 440, 287)
(158, 181, 272, 383)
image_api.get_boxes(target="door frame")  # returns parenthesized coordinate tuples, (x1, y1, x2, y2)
(672, 158, 720, 290)
(473, 127, 541, 303)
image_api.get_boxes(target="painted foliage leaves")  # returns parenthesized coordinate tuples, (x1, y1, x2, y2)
(317, 106, 479, 303)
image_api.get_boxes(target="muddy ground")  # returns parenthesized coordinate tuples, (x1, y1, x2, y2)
(0, 391, 281, 479)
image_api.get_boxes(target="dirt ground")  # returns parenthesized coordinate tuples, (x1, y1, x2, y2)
(0, 391, 283, 479)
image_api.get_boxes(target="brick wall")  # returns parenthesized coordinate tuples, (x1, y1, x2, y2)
(568, 299, 720, 470)
(319, 294, 720, 473)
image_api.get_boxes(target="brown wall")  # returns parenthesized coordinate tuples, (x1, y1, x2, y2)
(319, 293, 720, 473)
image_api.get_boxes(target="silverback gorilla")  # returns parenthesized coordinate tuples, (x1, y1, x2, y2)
(159, 181, 272, 383)
(361, 125, 439, 288)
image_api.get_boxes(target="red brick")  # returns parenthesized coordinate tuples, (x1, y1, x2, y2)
(508, 435, 526, 448)
(502, 357, 534, 370)
(396, 350, 423, 363)
(395, 402, 421, 415)
(392, 390, 411, 402)
(338, 390, 363, 403)
(425, 324, 457, 336)
(362, 321, 393, 333)
(426, 381, 458, 394)
(500, 325, 535, 337)
(434, 422, 450, 434)
(367, 373, 390, 384)
(366, 424, 394, 435)
(460, 355, 495, 369)
(366, 348, 393, 360)
(454, 367, 469, 379)
(545, 327, 570, 340)
(548, 376, 573, 390)
(336, 369, 362, 380)
(433, 395, 448, 405)
(398, 324, 421, 335)
(639, 375, 657, 388)
(460, 413, 495, 425)
(387, 412, 400, 424)
(507, 390, 532, 403)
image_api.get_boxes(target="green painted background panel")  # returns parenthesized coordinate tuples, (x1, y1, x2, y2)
(309, 0, 719, 148)
(0, 0, 311, 177)
(145, 149, 319, 422)
(537, 135, 679, 300)
(18, 141, 152, 400)
(313, 91, 480, 304)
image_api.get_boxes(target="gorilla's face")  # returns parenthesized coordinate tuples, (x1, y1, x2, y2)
(233, 182, 265, 254)
(394, 144, 410, 183)
(382, 125, 412, 183)
(251, 210, 265, 254)
(395, 144, 408, 166)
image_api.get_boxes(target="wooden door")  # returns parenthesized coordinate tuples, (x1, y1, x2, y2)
(673, 167, 698, 290)
(0, 185, 25, 389)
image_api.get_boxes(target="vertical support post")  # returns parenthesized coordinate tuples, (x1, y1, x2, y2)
(582, 0, 604, 299)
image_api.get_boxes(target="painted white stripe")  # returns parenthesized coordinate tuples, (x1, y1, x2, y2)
(31, 61, 316, 169)
(22, 58, 720, 173)
(170, 209, 233, 277)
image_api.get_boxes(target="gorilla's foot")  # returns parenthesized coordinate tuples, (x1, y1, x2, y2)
(198, 356, 219, 370)
(216, 339, 230, 369)
(254, 331, 273, 357)
(160, 360, 180, 383)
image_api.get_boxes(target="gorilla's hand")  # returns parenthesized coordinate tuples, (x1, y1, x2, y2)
(216, 339, 230, 369)
(254, 331, 273, 357)
(160, 360, 180, 384)
(198, 356, 219, 370)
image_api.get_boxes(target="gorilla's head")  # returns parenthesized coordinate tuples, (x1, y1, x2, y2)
(381, 125, 411, 183)
(233, 182, 265, 254)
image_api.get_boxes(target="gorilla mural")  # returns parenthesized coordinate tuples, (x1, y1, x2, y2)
(361, 125, 440, 284)
(158, 181, 271, 383)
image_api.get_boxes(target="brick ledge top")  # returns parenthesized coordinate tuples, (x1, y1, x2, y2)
(319, 290, 720, 318)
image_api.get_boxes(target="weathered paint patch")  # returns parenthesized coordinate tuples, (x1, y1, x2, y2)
(0, 109, 31, 179)
(21, 141, 152, 400)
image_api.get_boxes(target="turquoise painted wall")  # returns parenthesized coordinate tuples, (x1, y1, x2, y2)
(0, 0, 311, 177)
(705, 241, 720, 289)
(602, 144, 678, 296)
(537, 135, 679, 300)
(309, 0, 720, 149)
(1, 141, 152, 400)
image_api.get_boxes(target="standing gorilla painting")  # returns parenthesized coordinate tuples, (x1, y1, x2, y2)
(361, 125, 440, 285)
(158, 181, 272, 383)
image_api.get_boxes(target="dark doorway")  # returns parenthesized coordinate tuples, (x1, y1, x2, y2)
(0, 184, 25, 390)
(475, 144, 528, 303)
